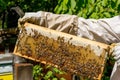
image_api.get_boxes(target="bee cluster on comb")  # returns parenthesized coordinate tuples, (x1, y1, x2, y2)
(14, 23, 109, 80)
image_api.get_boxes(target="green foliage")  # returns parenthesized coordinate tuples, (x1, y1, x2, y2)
(0, 0, 57, 13)
(16, 0, 57, 12)
(53, 67, 65, 74)
(1, 0, 120, 19)
(33, 64, 66, 80)
(60, 77, 66, 80)
(102, 56, 115, 80)
(0, 0, 17, 11)
(44, 71, 53, 80)
(0, 0, 6, 10)
(54, 0, 120, 19)
(33, 65, 43, 80)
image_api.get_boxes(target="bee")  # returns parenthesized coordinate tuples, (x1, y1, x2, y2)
(22, 28, 27, 34)
(24, 43, 31, 49)
(35, 52, 40, 59)
(31, 28, 34, 32)
(26, 49, 32, 57)
(17, 45, 23, 53)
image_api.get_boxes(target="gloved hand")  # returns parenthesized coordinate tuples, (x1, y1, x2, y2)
(110, 43, 120, 80)
(112, 43, 120, 66)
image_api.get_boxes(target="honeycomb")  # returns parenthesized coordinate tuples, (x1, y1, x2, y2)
(14, 23, 109, 79)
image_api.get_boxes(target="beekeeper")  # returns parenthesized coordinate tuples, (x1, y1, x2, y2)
(17, 11, 120, 80)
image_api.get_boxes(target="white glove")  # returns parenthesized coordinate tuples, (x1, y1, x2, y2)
(110, 43, 120, 80)
(112, 43, 120, 66)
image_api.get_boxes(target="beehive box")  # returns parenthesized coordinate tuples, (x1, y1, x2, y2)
(13, 23, 110, 80)
(0, 54, 13, 80)
(14, 63, 33, 80)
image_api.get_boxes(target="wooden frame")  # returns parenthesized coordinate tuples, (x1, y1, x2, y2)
(14, 23, 109, 79)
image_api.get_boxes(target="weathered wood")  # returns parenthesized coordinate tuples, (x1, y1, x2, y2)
(14, 63, 33, 80)
(14, 23, 110, 80)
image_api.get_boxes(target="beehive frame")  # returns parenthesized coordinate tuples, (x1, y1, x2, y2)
(14, 23, 109, 79)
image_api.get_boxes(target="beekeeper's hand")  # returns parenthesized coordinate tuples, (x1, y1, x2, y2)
(110, 43, 120, 80)
(18, 11, 44, 28)
(112, 43, 120, 66)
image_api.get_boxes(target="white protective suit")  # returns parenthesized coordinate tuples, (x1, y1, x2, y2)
(18, 11, 120, 80)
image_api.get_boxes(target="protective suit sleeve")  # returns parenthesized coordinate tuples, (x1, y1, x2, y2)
(77, 16, 120, 44)
(19, 11, 120, 44)
(18, 11, 78, 35)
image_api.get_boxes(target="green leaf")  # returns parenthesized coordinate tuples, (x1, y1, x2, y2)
(82, 9, 87, 18)
(112, 0, 116, 2)
(77, 11, 83, 17)
(95, 6, 99, 12)
(47, 71, 53, 76)
(63, 0, 68, 4)
(70, 0, 76, 10)
(90, 12, 98, 19)
(53, 68, 60, 73)
(54, 5, 63, 14)
(62, 2, 68, 11)
(52, 77, 58, 80)
(99, 6, 104, 12)
(60, 77, 66, 80)
(88, 0, 95, 4)
(82, 13, 87, 18)
(87, 6, 93, 14)
(103, 12, 111, 18)
(44, 71, 53, 79)
(68, 8, 72, 14)
(52, 67, 65, 74)
(46, 65, 51, 69)
(116, 0, 120, 7)
(102, 0, 108, 6)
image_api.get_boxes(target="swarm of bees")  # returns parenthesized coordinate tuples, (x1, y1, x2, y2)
(15, 27, 107, 79)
